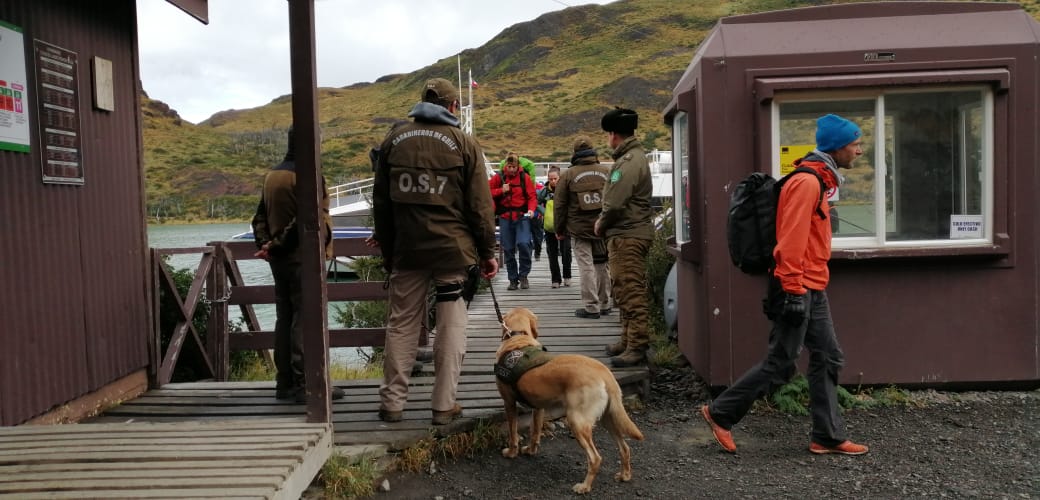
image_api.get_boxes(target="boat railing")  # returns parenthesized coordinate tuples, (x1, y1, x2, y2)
(328, 178, 374, 210)
(326, 151, 670, 209)
(152, 237, 423, 384)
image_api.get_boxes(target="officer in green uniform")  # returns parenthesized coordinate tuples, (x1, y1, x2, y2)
(595, 108, 654, 367)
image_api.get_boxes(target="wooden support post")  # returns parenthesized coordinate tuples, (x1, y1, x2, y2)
(149, 249, 161, 389)
(208, 242, 230, 381)
(288, 0, 332, 424)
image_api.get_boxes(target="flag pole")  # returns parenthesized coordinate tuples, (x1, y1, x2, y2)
(468, 69, 474, 131)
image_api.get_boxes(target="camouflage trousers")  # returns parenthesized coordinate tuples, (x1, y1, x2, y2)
(607, 236, 652, 350)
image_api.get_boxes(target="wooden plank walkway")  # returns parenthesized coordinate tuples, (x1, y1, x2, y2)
(86, 255, 647, 455)
(0, 420, 331, 499)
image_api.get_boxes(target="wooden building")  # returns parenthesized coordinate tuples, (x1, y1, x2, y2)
(0, 0, 334, 427)
(0, 0, 163, 426)
(663, 2, 1040, 388)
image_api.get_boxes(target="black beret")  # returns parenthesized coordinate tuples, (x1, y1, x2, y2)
(601, 107, 638, 133)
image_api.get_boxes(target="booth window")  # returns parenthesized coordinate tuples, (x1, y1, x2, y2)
(773, 86, 992, 250)
(671, 111, 690, 243)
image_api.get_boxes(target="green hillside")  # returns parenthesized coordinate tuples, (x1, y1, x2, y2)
(142, 0, 1040, 222)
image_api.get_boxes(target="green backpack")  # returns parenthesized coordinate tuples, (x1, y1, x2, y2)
(543, 198, 555, 232)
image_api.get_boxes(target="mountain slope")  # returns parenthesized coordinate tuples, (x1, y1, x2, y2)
(142, 0, 1040, 221)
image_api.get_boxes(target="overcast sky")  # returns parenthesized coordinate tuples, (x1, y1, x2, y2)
(136, 0, 615, 124)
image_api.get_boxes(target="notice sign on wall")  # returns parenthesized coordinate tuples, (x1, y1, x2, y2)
(34, 39, 83, 185)
(780, 144, 838, 201)
(0, 20, 30, 153)
(950, 214, 983, 240)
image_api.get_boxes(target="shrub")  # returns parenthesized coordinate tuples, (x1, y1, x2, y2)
(157, 258, 261, 382)
(646, 202, 679, 366)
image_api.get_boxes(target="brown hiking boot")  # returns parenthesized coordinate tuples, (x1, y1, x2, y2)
(432, 404, 463, 425)
(507, 281, 519, 291)
(610, 348, 647, 367)
(520, 277, 530, 289)
(575, 308, 600, 319)
(605, 340, 627, 356)
(378, 407, 403, 423)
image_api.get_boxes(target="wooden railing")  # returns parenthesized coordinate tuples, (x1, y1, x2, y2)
(152, 237, 418, 387)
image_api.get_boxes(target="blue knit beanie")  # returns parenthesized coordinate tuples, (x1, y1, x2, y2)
(815, 114, 861, 152)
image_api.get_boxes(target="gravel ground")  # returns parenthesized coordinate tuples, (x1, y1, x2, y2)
(372, 365, 1039, 499)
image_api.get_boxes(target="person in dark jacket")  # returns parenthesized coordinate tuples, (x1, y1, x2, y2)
(701, 114, 869, 456)
(555, 136, 611, 317)
(369, 78, 498, 425)
(537, 166, 571, 288)
(251, 127, 344, 403)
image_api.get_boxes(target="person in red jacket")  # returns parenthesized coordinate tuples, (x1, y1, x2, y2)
(489, 153, 538, 290)
(701, 114, 870, 456)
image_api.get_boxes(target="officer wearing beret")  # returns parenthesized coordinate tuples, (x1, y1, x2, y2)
(595, 107, 654, 367)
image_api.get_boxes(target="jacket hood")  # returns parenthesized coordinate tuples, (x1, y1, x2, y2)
(807, 150, 844, 187)
(408, 102, 460, 127)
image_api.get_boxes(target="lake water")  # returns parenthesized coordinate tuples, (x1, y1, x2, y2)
(147, 222, 367, 367)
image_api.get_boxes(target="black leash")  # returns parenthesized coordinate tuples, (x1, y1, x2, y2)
(487, 278, 505, 324)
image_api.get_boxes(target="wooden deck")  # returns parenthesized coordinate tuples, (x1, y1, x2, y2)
(0, 420, 331, 499)
(98, 256, 646, 447)
(1, 255, 646, 498)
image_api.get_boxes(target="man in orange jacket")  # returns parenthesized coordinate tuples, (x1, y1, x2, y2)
(701, 114, 870, 456)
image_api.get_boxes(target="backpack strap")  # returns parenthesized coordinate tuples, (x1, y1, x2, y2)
(780, 166, 828, 220)
(496, 169, 531, 215)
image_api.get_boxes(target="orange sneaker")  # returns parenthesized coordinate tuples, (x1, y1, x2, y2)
(700, 405, 736, 453)
(809, 440, 869, 455)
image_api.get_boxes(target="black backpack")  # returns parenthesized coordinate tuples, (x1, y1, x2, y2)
(727, 166, 826, 274)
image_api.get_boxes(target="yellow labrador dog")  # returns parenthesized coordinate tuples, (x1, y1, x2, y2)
(493, 306, 644, 494)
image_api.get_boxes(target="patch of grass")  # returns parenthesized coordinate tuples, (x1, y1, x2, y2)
(330, 363, 382, 381)
(437, 419, 507, 459)
(859, 385, 918, 408)
(764, 375, 919, 415)
(319, 452, 380, 499)
(228, 352, 275, 381)
(649, 340, 682, 367)
(392, 437, 435, 473)
(391, 419, 508, 474)
(229, 351, 382, 382)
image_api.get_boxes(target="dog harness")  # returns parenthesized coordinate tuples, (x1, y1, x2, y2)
(494, 345, 552, 407)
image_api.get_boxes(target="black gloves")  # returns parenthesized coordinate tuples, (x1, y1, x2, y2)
(781, 292, 807, 326)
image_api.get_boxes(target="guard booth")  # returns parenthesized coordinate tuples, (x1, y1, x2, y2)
(663, 2, 1040, 388)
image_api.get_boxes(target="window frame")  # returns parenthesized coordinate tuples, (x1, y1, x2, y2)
(671, 110, 690, 244)
(754, 69, 1011, 261)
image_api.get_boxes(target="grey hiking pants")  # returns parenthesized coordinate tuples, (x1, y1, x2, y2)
(708, 288, 849, 447)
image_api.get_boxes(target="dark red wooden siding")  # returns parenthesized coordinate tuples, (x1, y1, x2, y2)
(0, 0, 150, 425)
(668, 2, 1040, 388)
